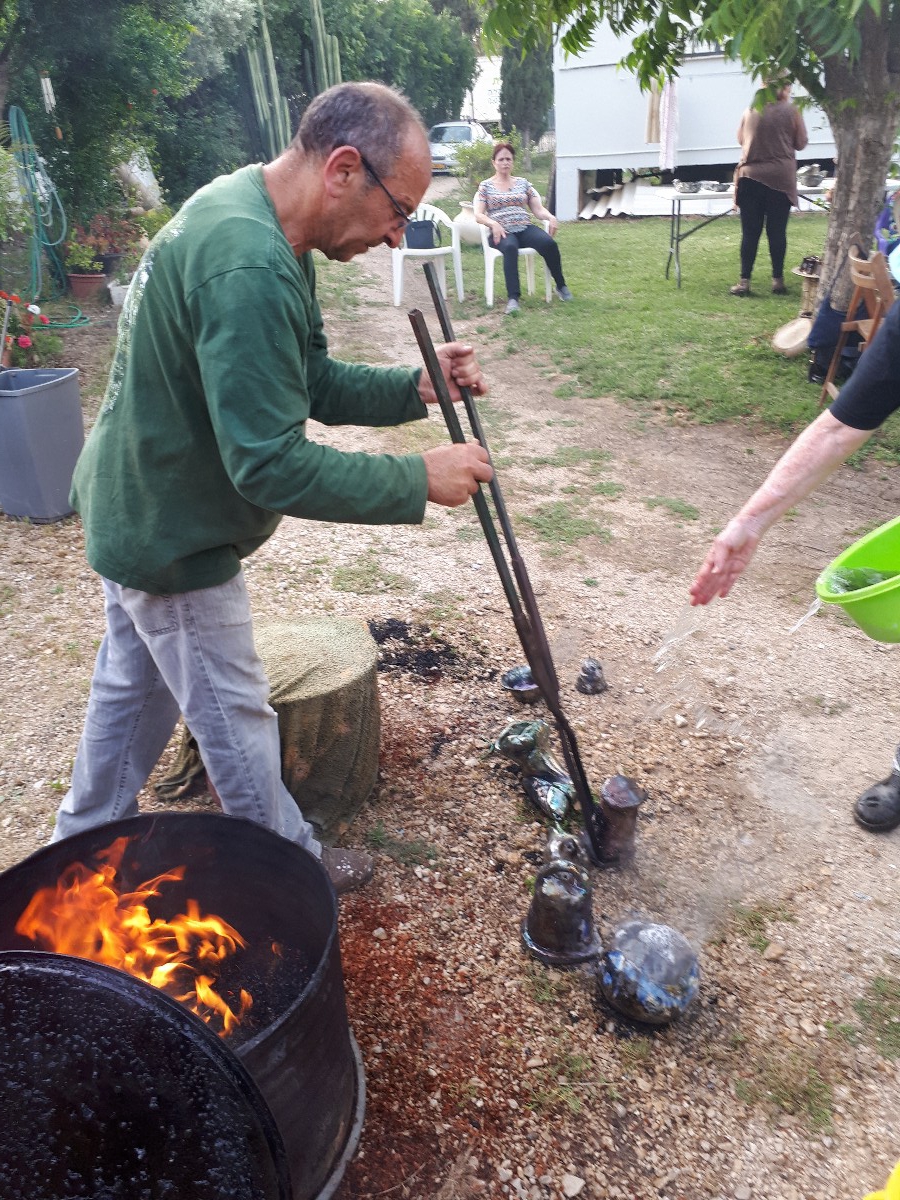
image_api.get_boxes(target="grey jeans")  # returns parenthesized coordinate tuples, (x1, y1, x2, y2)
(52, 573, 320, 854)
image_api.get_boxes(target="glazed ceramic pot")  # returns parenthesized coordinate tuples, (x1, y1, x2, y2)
(453, 202, 481, 246)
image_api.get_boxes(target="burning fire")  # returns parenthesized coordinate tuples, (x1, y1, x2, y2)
(15, 837, 252, 1037)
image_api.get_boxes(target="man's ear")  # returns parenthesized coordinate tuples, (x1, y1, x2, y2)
(322, 146, 363, 200)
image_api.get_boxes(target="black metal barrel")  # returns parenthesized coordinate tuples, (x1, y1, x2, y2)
(0, 812, 365, 1200)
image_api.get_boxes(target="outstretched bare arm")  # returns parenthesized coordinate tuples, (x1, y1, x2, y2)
(690, 411, 872, 605)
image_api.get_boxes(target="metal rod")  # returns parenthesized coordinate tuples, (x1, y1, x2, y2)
(421, 266, 560, 690)
(413, 271, 605, 863)
(407, 308, 523, 623)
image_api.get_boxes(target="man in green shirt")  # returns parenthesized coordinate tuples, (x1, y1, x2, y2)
(53, 82, 492, 894)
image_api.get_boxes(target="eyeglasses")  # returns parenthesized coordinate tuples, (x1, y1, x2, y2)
(357, 151, 412, 227)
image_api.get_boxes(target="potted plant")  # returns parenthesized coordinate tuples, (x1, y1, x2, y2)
(64, 241, 107, 300)
(79, 210, 142, 277)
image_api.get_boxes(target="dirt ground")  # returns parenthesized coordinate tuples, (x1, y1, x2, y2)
(1, 201, 899, 1200)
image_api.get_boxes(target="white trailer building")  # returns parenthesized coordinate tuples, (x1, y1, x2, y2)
(553, 26, 837, 221)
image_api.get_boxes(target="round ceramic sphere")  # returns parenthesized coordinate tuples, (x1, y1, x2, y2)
(599, 920, 700, 1026)
(500, 665, 541, 704)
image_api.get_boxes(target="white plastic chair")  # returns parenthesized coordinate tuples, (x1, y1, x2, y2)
(391, 203, 463, 307)
(475, 193, 553, 308)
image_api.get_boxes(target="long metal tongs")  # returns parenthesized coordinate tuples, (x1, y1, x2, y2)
(408, 262, 608, 865)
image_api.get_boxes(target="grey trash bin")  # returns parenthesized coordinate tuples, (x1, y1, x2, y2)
(0, 368, 83, 522)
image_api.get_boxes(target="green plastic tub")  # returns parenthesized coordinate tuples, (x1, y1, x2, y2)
(815, 515, 900, 642)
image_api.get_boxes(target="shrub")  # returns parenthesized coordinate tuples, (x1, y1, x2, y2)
(0, 146, 30, 244)
(63, 242, 103, 274)
(0, 293, 63, 367)
(454, 128, 524, 192)
(79, 211, 141, 255)
(134, 205, 173, 242)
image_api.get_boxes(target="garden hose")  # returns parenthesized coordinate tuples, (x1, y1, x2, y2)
(7, 106, 69, 302)
(42, 304, 90, 330)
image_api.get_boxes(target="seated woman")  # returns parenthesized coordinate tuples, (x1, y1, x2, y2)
(474, 142, 572, 315)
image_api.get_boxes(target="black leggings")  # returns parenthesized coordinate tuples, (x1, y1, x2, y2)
(496, 225, 566, 299)
(736, 176, 792, 279)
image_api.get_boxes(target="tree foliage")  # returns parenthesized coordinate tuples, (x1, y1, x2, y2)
(154, 67, 253, 206)
(267, 0, 477, 127)
(485, 0, 900, 307)
(1, 0, 198, 220)
(428, 0, 482, 37)
(182, 0, 258, 80)
(500, 40, 552, 163)
(0, 0, 474, 224)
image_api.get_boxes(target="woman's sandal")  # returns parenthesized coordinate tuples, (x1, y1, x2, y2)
(853, 773, 900, 832)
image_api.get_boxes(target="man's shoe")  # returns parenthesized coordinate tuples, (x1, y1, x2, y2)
(505, 298, 520, 314)
(321, 848, 374, 895)
(772, 277, 787, 294)
(854, 772, 900, 833)
(556, 285, 574, 301)
(729, 279, 751, 296)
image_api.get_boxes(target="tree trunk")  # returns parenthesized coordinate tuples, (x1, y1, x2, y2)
(0, 50, 11, 118)
(815, 6, 900, 312)
(523, 126, 533, 172)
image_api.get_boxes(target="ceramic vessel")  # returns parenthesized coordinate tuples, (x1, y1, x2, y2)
(453, 202, 481, 246)
(67, 273, 107, 301)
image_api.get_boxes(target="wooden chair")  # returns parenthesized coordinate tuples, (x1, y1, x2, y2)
(820, 246, 897, 403)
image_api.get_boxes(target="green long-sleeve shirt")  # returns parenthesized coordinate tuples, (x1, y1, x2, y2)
(72, 164, 429, 595)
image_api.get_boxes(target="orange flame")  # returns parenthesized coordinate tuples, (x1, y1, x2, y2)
(15, 837, 252, 1036)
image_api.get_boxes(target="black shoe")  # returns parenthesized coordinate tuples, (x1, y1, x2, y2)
(853, 773, 900, 832)
(807, 354, 826, 385)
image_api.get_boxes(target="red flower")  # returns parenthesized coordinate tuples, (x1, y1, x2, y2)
(10, 294, 20, 305)
(16, 335, 32, 348)
(0, 291, 8, 301)
(39, 315, 50, 325)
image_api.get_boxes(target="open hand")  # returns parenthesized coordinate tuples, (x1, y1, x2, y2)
(689, 517, 763, 605)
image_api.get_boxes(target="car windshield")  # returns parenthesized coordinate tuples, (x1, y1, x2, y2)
(430, 126, 471, 144)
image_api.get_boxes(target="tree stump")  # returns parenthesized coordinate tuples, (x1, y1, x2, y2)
(154, 616, 380, 844)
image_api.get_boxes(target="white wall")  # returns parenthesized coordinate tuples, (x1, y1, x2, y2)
(463, 56, 501, 125)
(553, 25, 836, 220)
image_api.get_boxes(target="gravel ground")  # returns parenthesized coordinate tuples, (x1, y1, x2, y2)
(1, 219, 900, 1200)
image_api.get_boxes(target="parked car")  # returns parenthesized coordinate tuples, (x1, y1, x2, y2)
(427, 120, 492, 174)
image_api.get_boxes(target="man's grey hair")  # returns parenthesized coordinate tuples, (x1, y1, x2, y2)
(293, 82, 426, 177)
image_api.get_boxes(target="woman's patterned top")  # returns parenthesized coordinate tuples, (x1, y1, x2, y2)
(476, 177, 539, 233)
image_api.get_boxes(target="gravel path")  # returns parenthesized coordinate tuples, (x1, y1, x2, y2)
(1, 215, 899, 1200)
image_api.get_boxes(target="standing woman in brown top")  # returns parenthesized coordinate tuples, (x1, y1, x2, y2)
(729, 82, 808, 296)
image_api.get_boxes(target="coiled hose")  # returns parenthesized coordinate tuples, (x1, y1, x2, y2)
(7, 106, 89, 326)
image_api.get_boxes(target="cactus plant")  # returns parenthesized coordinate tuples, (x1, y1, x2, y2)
(242, 4, 291, 161)
(308, 0, 341, 93)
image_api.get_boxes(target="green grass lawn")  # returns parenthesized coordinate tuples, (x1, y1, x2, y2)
(430, 192, 900, 464)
